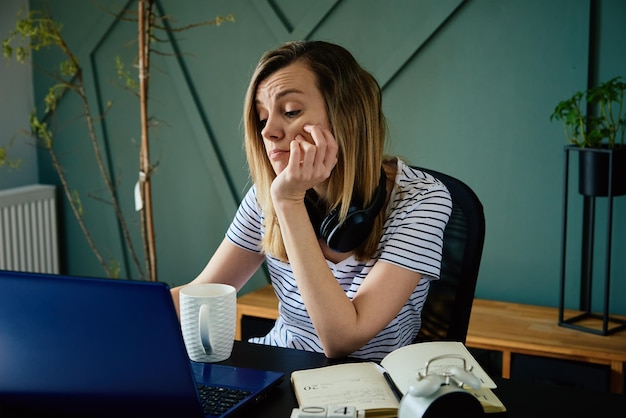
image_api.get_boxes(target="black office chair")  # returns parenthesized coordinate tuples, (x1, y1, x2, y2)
(413, 166, 486, 344)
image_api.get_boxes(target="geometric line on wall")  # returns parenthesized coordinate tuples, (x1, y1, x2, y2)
(157, 4, 240, 218)
(377, 0, 466, 89)
(73, 0, 138, 275)
(251, 0, 340, 41)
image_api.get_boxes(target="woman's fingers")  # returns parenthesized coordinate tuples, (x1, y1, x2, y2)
(275, 124, 338, 201)
(303, 124, 338, 171)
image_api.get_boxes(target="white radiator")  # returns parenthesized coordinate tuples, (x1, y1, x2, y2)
(0, 184, 59, 274)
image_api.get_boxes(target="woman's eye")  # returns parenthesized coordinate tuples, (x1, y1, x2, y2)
(259, 119, 267, 130)
(285, 110, 300, 118)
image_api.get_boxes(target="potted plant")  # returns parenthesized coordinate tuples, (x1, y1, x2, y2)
(550, 76, 626, 196)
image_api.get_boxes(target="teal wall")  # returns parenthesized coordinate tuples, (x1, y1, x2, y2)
(19, 0, 626, 314)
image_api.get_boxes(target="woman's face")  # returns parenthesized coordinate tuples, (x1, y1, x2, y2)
(255, 61, 330, 174)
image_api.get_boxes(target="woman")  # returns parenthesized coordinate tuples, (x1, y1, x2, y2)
(171, 40, 451, 361)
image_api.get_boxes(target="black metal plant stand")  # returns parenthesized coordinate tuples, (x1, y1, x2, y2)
(559, 146, 626, 335)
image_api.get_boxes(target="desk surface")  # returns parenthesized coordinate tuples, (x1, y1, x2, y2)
(223, 340, 626, 418)
(467, 299, 626, 361)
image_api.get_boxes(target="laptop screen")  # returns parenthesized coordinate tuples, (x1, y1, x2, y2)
(0, 270, 204, 417)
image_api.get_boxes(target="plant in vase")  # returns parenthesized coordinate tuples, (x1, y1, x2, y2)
(550, 75, 626, 196)
(552, 76, 626, 336)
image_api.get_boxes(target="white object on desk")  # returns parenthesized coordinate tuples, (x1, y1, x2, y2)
(398, 354, 484, 418)
(179, 283, 237, 362)
(291, 405, 358, 418)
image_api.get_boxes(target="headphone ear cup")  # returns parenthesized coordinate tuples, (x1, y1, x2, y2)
(319, 168, 388, 253)
(323, 206, 373, 253)
(309, 168, 388, 253)
(319, 207, 340, 241)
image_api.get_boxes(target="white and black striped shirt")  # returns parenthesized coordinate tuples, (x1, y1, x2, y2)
(226, 159, 452, 361)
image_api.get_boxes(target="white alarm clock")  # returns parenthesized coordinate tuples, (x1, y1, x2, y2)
(398, 354, 486, 418)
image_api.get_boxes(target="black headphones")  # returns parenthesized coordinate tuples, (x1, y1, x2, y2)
(304, 168, 387, 253)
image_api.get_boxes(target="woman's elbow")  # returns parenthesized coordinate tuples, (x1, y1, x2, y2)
(320, 335, 368, 359)
(322, 346, 354, 359)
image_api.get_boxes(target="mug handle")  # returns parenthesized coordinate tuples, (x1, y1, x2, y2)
(199, 304, 212, 355)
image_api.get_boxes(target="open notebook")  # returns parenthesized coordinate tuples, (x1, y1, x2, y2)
(0, 270, 284, 418)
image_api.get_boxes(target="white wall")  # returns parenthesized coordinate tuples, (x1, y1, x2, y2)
(0, 0, 37, 190)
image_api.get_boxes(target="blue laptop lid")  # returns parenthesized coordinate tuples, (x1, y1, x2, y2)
(0, 270, 204, 418)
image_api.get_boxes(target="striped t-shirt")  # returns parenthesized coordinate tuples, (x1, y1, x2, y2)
(226, 159, 452, 361)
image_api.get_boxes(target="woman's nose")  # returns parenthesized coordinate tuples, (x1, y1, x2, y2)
(261, 115, 284, 141)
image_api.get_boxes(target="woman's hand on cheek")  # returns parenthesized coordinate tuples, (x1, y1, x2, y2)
(289, 124, 338, 186)
(270, 124, 338, 204)
(269, 139, 317, 204)
(303, 124, 338, 174)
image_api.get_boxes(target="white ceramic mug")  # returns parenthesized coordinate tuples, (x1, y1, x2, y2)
(179, 283, 236, 363)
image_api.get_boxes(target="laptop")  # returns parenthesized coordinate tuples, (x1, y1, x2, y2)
(0, 270, 284, 418)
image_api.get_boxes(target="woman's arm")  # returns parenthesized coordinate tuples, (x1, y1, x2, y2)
(274, 194, 421, 358)
(170, 238, 265, 317)
(271, 126, 422, 358)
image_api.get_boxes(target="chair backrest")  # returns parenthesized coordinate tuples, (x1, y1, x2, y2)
(413, 166, 486, 343)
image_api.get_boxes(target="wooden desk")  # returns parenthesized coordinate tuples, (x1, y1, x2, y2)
(236, 284, 278, 340)
(236, 286, 626, 393)
(466, 299, 626, 394)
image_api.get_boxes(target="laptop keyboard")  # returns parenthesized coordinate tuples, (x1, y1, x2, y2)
(197, 384, 253, 417)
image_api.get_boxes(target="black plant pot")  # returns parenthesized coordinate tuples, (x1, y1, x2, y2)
(578, 146, 626, 197)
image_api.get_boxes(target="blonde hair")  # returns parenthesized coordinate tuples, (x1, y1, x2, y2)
(243, 41, 389, 261)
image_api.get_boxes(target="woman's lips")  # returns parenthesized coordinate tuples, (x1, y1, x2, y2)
(269, 149, 289, 160)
